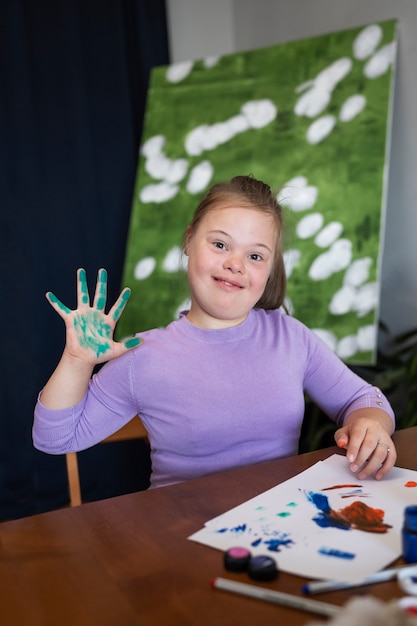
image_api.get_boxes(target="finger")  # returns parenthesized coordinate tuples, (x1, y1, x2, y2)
(345, 434, 375, 471)
(93, 268, 107, 312)
(375, 447, 397, 480)
(77, 268, 90, 307)
(46, 291, 71, 316)
(110, 288, 131, 323)
(334, 428, 349, 449)
(356, 447, 390, 479)
(357, 441, 396, 480)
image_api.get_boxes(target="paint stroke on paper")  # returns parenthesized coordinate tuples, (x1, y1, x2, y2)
(320, 484, 370, 499)
(321, 483, 362, 490)
(318, 547, 356, 560)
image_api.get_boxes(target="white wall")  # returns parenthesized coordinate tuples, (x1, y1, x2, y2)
(165, 0, 235, 62)
(166, 0, 417, 338)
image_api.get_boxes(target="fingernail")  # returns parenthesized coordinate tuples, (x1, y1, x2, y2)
(124, 337, 142, 349)
(350, 464, 358, 472)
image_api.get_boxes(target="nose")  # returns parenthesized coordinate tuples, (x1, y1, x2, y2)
(224, 254, 245, 274)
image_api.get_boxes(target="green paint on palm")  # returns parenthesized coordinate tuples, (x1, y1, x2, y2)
(48, 293, 71, 315)
(73, 310, 112, 357)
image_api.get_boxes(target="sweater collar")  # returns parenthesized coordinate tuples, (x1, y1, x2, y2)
(175, 309, 257, 343)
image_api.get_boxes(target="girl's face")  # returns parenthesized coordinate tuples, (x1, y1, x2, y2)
(185, 205, 276, 329)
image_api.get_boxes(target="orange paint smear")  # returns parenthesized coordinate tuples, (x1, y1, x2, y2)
(405, 481, 417, 488)
(331, 501, 392, 533)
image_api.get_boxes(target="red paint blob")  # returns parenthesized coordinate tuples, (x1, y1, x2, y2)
(405, 481, 417, 488)
(331, 501, 392, 533)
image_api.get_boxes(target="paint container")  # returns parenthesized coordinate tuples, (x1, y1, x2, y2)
(247, 555, 278, 582)
(402, 505, 417, 563)
(224, 547, 251, 573)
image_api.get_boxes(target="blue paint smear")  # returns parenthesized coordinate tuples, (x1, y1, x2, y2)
(251, 535, 294, 552)
(264, 537, 294, 552)
(305, 490, 351, 531)
(318, 547, 355, 560)
(216, 524, 247, 534)
(306, 491, 331, 512)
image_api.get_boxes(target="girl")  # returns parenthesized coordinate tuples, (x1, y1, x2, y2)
(33, 175, 396, 487)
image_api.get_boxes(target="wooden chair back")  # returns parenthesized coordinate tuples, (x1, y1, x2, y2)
(65, 416, 148, 506)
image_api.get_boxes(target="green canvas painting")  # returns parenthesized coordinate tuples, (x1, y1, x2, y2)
(118, 19, 397, 364)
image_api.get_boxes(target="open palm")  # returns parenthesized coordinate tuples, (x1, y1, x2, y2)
(46, 268, 141, 365)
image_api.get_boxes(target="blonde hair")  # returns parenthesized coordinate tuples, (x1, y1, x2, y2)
(185, 175, 287, 310)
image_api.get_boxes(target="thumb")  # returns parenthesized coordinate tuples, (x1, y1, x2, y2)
(123, 337, 143, 350)
(334, 426, 349, 449)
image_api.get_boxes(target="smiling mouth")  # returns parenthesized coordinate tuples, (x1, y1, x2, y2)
(213, 277, 243, 289)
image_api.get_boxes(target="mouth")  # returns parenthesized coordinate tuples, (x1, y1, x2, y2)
(213, 276, 244, 289)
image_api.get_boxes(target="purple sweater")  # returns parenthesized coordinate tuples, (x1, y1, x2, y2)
(33, 309, 394, 488)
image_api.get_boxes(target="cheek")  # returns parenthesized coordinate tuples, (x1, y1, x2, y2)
(253, 266, 272, 289)
(187, 250, 208, 282)
(190, 246, 214, 272)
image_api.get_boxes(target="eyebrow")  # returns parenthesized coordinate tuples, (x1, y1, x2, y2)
(207, 230, 273, 254)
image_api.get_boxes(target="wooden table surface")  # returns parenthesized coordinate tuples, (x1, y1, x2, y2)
(1, 427, 416, 626)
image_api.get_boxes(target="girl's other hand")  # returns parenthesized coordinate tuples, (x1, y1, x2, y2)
(334, 411, 396, 480)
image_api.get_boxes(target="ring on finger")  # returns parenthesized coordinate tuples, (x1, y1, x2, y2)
(376, 441, 391, 453)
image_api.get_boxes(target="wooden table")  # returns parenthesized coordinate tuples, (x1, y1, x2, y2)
(1, 427, 416, 626)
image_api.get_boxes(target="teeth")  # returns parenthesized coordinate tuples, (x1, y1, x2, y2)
(214, 276, 242, 288)
(220, 279, 240, 288)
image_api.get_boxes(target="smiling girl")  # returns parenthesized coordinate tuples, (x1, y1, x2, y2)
(33, 175, 396, 487)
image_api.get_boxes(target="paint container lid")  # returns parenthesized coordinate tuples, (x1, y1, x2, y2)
(224, 547, 251, 572)
(398, 565, 417, 596)
(248, 555, 278, 582)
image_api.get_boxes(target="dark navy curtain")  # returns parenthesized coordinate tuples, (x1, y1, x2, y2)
(0, 0, 170, 520)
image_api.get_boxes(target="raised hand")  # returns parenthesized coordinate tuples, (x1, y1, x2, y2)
(46, 268, 142, 365)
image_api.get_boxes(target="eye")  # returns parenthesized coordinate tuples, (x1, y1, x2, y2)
(213, 241, 226, 250)
(249, 253, 263, 261)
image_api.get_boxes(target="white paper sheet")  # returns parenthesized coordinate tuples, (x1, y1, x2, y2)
(188, 455, 417, 582)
